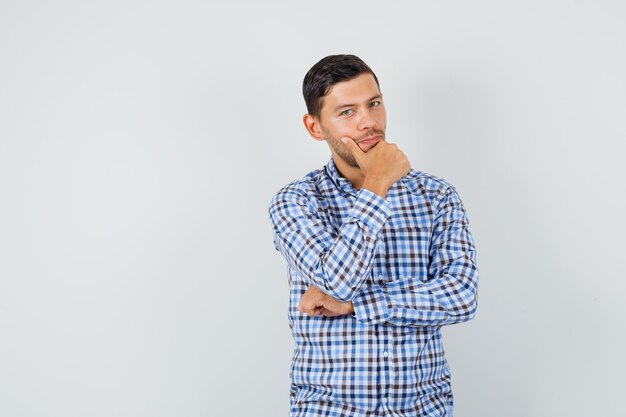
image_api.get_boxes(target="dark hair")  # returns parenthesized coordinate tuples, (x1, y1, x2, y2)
(302, 54, 380, 118)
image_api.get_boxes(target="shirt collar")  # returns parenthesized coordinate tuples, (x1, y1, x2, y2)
(324, 156, 356, 195)
(324, 155, 410, 197)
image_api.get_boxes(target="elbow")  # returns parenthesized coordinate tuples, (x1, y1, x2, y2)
(466, 275, 479, 321)
(466, 296, 478, 321)
(457, 269, 479, 322)
(444, 281, 478, 325)
(458, 291, 478, 323)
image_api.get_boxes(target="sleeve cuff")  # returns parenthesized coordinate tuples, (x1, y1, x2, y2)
(348, 188, 391, 231)
(352, 284, 391, 325)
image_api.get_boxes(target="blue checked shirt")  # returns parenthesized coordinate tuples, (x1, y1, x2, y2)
(268, 157, 479, 417)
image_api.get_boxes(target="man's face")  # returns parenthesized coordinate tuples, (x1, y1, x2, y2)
(316, 73, 387, 168)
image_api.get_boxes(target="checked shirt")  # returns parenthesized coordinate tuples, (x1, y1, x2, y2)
(268, 157, 479, 417)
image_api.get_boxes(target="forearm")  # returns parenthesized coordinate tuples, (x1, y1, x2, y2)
(271, 186, 391, 302)
(351, 185, 479, 327)
(351, 255, 479, 327)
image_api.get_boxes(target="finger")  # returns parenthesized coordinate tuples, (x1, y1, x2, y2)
(340, 136, 365, 161)
(300, 302, 311, 315)
(298, 298, 310, 313)
(306, 306, 322, 317)
(299, 300, 316, 315)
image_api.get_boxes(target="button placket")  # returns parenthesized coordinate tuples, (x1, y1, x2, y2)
(380, 340, 394, 407)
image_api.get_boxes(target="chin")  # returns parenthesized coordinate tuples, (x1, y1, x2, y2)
(336, 154, 359, 168)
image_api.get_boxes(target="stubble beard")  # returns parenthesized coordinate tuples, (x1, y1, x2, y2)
(328, 130, 386, 169)
(334, 143, 360, 168)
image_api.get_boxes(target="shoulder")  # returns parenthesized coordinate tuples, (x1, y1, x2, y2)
(268, 167, 325, 214)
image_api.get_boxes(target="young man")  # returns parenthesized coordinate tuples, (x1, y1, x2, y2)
(268, 54, 479, 417)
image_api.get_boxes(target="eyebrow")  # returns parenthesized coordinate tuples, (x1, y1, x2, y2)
(332, 94, 382, 113)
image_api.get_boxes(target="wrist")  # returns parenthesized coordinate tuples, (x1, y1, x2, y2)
(362, 177, 390, 198)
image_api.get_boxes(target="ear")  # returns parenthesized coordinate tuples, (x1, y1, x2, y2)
(303, 114, 325, 142)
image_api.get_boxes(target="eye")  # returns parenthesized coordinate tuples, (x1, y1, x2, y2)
(340, 109, 354, 116)
(369, 101, 381, 108)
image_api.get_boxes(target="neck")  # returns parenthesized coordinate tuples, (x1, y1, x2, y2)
(332, 153, 365, 189)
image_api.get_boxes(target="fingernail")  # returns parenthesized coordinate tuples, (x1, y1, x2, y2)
(341, 137, 348, 144)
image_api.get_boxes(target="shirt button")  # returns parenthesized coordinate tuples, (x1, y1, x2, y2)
(383, 351, 389, 358)
(382, 398, 388, 404)
(369, 314, 376, 320)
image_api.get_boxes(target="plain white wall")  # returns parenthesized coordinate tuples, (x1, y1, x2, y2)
(1, 1, 624, 416)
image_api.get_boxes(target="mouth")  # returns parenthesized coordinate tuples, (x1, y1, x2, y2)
(357, 135, 382, 146)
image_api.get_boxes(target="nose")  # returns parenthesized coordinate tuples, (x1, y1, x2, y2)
(357, 110, 376, 130)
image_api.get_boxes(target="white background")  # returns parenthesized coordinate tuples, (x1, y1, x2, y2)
(1, 1, 625, 416)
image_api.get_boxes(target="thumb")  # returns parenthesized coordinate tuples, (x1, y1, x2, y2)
(340, 136, 365, 160)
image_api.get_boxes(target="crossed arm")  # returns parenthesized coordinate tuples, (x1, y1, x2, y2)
(269, 181, 479, 327)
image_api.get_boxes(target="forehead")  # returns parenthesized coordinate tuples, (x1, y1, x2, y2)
(321, 73, 380, 112)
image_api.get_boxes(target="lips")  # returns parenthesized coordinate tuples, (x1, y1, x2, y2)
(358, 135, 382, 145)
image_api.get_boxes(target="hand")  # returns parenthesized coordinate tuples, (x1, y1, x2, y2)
(341, 136, 411, 196)
(298, 285, 355, 317)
